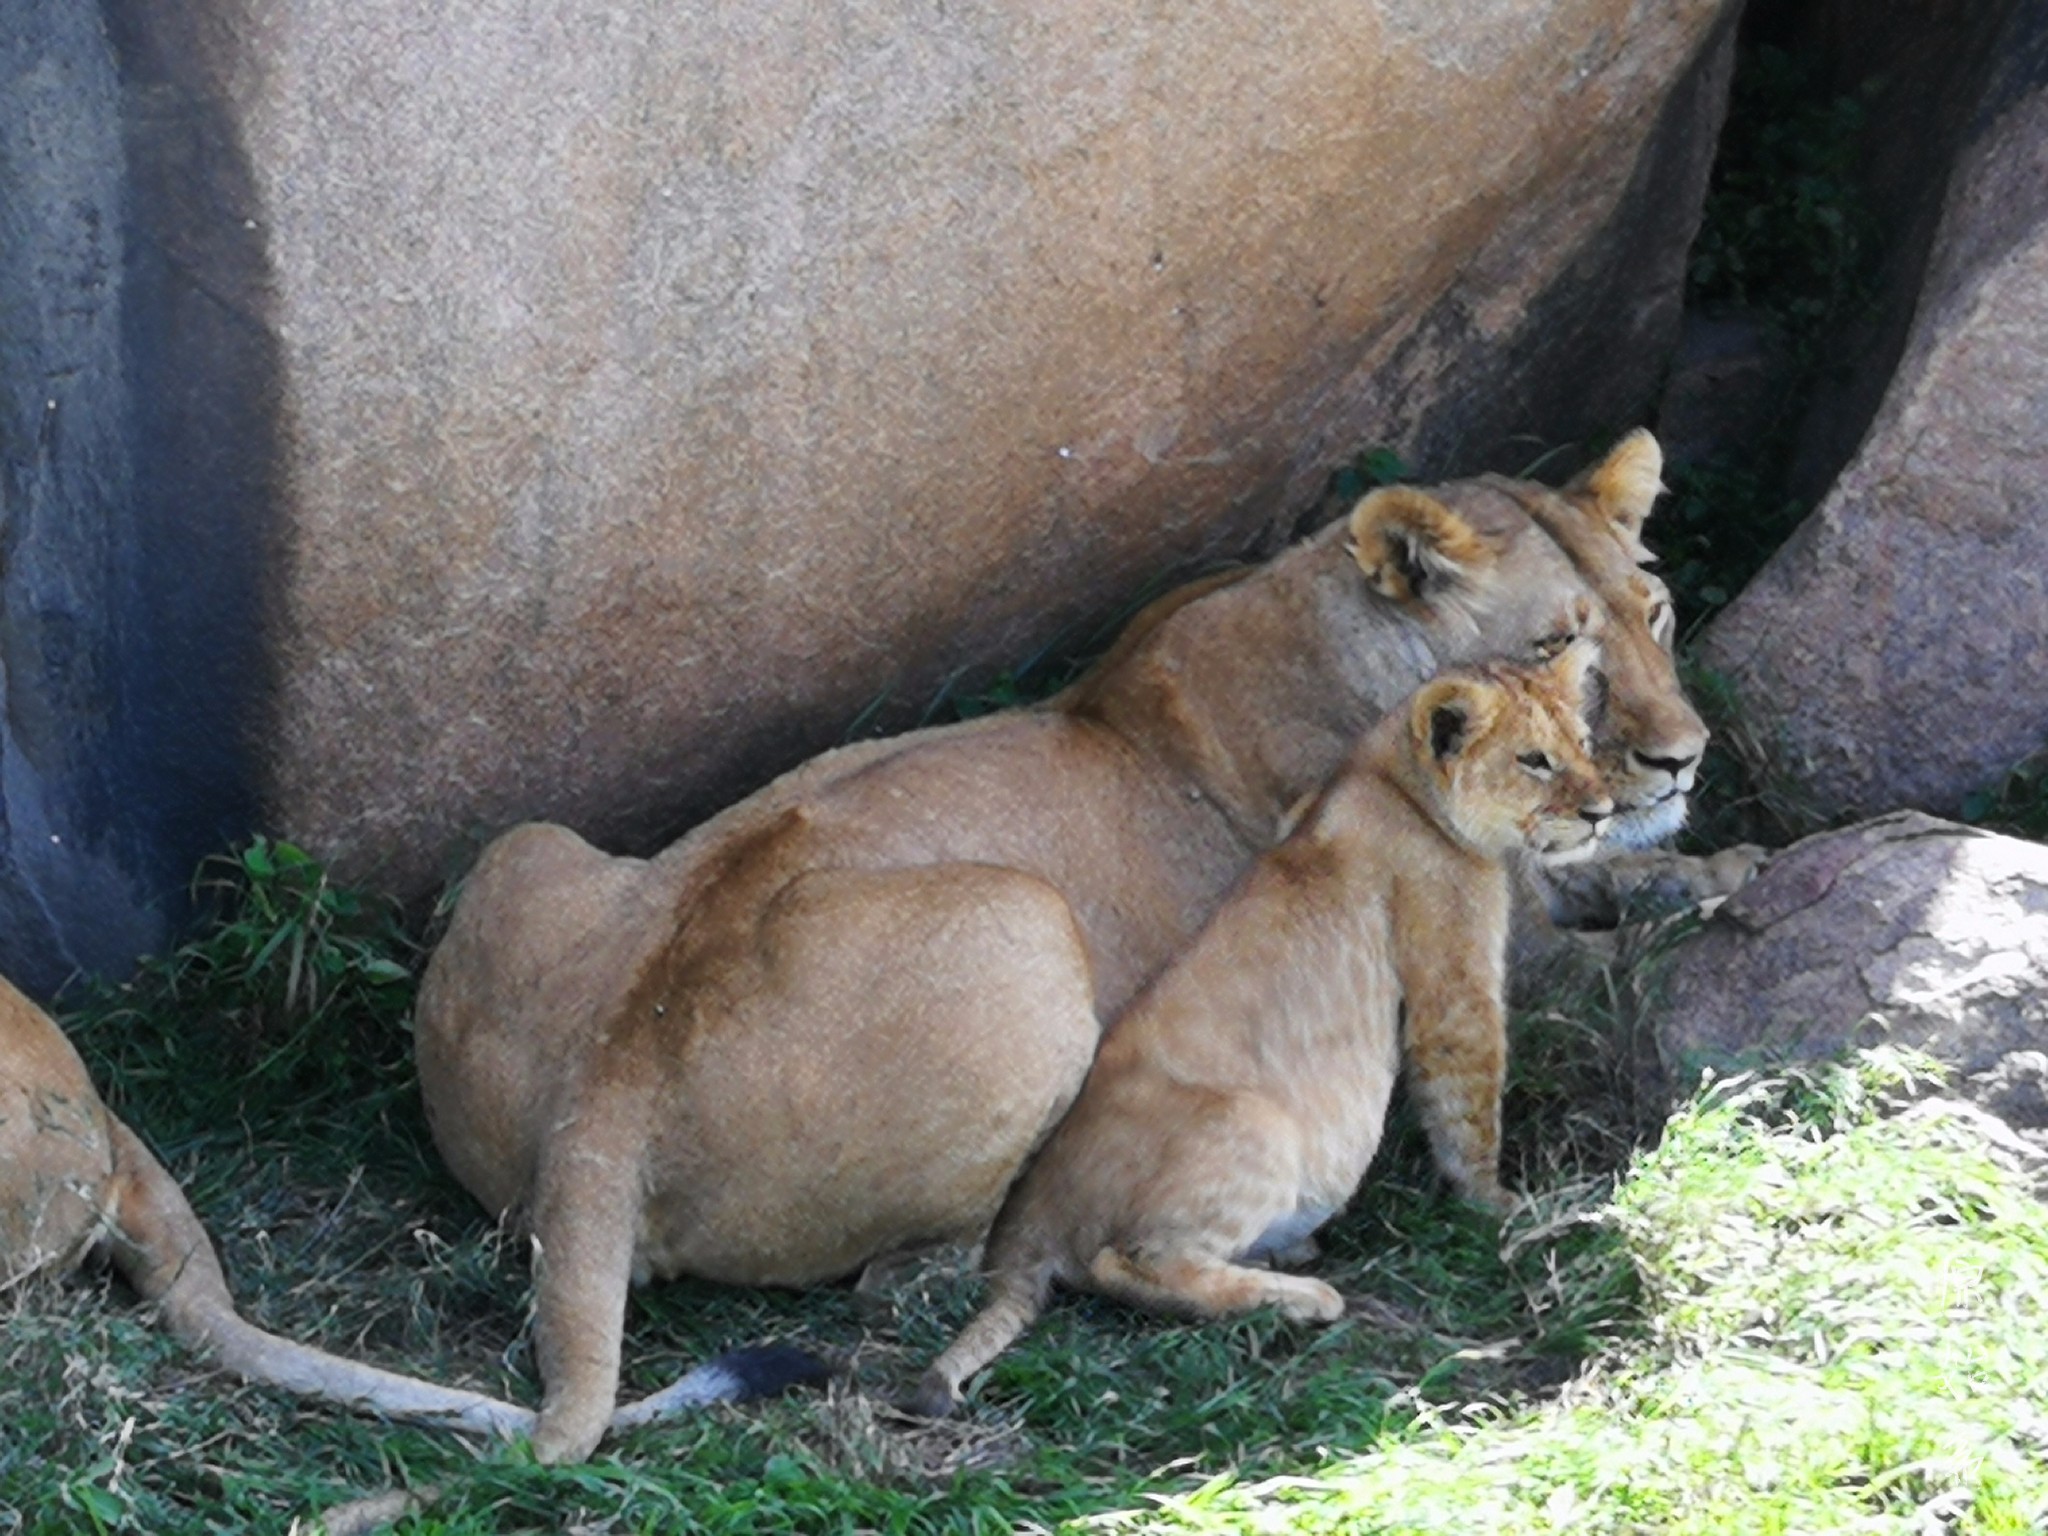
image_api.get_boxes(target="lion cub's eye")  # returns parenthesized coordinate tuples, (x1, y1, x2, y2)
(1532, 633, 1574, 660)
(1517, 750, 1555, 776)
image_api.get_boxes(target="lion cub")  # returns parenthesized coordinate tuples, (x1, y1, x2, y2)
(909, 646, 1611, 1415)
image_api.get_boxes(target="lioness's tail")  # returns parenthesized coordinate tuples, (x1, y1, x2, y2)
(106, 1120, 536, 1438)
(608, 1343, 833, 1431)
(906, 1263, 1054, 1418)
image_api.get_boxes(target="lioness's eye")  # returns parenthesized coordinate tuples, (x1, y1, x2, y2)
(1517, 751, 1554, 774)
(1532, 633, 1573, 660)
(1648, 599, 1675, 646)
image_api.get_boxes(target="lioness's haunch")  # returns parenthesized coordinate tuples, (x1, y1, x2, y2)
(910, 645, 1612, 1415)
(418, 431, 1708, 1461)
(0, 976, 532, 1436)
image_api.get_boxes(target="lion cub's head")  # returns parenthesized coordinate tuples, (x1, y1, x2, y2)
(1403, 643, 1613, 865)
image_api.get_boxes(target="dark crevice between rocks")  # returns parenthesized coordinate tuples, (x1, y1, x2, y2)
(0, 2, 287, 996)
(1651, 0, 2019, 634)
(1649, 0, 2025, 853)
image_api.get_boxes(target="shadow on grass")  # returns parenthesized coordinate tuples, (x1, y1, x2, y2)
(4, 944, 1653, 1536)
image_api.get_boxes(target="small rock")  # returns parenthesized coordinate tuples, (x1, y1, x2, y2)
(1654, 813, 2048, 1112)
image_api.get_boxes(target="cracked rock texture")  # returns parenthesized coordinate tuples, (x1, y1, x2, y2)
(1655, 812, 2048, 1128)
(1700, 6, 2048, 819)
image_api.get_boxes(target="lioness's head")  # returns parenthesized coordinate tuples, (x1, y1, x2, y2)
(1347, 430, 1706, 849)
(1406, 645, 1613, 865)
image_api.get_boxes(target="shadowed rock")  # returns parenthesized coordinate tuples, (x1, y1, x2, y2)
(1701, 5, 2048, 818)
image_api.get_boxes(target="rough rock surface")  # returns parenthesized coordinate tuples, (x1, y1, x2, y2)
(3, 0, 1738, 979)
(1701, 7, 2048, 820)
(1654, 813, 2048, 1129)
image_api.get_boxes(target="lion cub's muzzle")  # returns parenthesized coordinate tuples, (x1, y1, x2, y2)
(1530, 796, 1615, 865)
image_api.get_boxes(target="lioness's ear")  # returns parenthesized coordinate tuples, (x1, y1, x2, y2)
(1412, 677, 1496, 765)
(1348, 487, 1496, 603)
(1571, 428, 1664, 559)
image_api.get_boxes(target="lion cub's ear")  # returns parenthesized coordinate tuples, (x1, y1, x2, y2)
(1348, 486, 1497, 603)
(1544, 632, 1600, 712)
(1411, 676, 1500, 767)
(1569, 429, 1665, 560)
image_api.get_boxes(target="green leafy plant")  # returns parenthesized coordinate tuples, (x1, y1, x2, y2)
(1324, 444, 1411, 507)
(1654, 458, 1811, 636)
(1959, 751, 2048, 841)
(1646, 44, 1882, 633)
(63, 837, 421, 1126)
(1687, 45, 1878, 355)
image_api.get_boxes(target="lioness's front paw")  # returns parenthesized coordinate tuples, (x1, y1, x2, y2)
(1280, 1277, 1346, 1323)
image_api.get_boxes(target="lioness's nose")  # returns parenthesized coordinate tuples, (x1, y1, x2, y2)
(1632, 748, 1699, 777)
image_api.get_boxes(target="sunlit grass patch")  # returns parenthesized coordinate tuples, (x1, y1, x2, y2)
(1104, 1052, 2048, 1536)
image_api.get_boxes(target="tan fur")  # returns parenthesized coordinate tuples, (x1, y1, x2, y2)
(1348, 484, 1499, 601)
(1576, 426, 1665, 562)
(1506, 430, 1707, 850)
(0, 977, 533, 1438)
(415, 436, 1708, 1461)
(909, 651, 1613, 1415)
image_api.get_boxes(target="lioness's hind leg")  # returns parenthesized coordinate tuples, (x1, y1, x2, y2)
(1086, 1248, 1344, 1324)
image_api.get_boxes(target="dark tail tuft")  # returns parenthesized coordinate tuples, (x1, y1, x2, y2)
(701, 1342, 834, 1401)
(610, 1342, 833, 1430)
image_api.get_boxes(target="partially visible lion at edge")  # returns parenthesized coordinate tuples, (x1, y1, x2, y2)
(418, 429, 1721, 1461)
(0, 974, 532, 1437)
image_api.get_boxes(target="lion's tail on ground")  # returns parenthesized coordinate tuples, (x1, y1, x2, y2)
(106, 1118, 537, 1438)
(905, 1262, 1055, 1418)
(608, 1343, 833, 1431)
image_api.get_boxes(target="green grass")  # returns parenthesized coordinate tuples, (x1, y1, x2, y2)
(6, 855, 2043, 1535)
(1086, 1052, 2048, 1535)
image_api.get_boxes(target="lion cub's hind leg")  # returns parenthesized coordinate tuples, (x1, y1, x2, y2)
(1086, 1247, 1344, 1323)
(1083, 1092, 1345, 1324)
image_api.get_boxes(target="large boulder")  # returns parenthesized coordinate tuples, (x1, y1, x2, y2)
(1699, 4, 2048, 820)
(3, 0, 1738, 981)
(1654, 813, 2048, 1129)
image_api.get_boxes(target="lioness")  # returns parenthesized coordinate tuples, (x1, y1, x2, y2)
(0, 974, 532, 1436)
(418, 431, 1708, 1462)
(909, 646, 1611, 1415)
